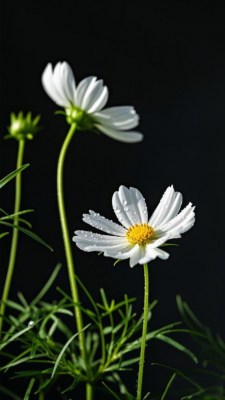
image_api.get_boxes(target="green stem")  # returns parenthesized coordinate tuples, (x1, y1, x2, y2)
(0, 139, 25, 336)
(86, 383, 94, 400)
(38, 390, 44, 400)
(136, 263, 149, 400)
(57, 123, 85, 357)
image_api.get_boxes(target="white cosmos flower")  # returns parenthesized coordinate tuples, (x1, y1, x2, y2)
(73, 185, 195, 268)
(42, 61, 143, 143)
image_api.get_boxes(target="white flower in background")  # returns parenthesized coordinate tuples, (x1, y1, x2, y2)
(42, 61, 143, 143)
(73, 185, 195, 268)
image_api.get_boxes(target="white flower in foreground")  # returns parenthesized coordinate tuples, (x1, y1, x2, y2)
(73, 185, 195, 268)
(42, 61, 143, 143)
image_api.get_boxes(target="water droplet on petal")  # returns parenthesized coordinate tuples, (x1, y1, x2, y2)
(123, 200, 128, 206)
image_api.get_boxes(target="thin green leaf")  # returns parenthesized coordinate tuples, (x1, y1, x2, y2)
(176, 295, 205, 331)
(0, 321, 37, 350)
(0, 164, 29, 189)
(152, 363, 203, 390)
(61, 377, 81, 394)
(102, 382, 121, 400)
(0, 208, 8, 215)
(31, 264, 61, 306)
(35, 378, 52, 393)
(17, 292, 29, 309)
(0, 221, 53, 251)
(2, 299, 26, 312)
(51, 324, 90, 378)
(23, 378, 35, 400)
(0, 209, 34, 221)
(161, 373, 176, 400)
(3, 353, 47, 370)
(0, 232, 9, 239)
(0, 385, 21, 400)
(156, 334, 198, 363)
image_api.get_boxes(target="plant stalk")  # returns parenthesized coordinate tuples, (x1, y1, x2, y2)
(86, 383, 94, 400)
(136, 263, 149, 400)
(56, 123, 85, 357)
(0, 139, 25, 336)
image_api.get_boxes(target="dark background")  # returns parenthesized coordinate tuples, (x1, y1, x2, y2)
(0, 1, 224, 398)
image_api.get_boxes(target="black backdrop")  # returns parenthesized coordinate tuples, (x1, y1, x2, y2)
(0, 1, 225, 398)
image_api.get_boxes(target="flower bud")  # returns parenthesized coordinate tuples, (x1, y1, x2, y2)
(7, 112, 41, 141)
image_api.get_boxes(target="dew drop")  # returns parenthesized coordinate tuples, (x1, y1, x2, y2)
(123, 200, 128, 206)
(28, 320, 34, 327)
(124, 207, 129, 212)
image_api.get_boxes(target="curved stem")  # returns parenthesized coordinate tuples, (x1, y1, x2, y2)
(0, 139, 26, 336)
(136, 263, 149, 400)
(57, 123, 85, 358)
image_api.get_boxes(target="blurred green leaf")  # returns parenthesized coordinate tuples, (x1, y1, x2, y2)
(0, 221, 53, 251)
(0, 164, 29, 189)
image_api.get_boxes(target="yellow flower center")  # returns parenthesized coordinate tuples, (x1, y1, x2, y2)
(126, 224, 155, 246)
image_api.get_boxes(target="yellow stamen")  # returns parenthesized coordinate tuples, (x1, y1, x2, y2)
(126, 224, 155, 246)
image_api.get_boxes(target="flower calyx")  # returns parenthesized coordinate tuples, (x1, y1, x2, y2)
(6, 112, 41, 141)
(65, 105, 94, 130)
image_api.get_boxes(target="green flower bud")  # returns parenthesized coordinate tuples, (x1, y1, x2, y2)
(7, 112, 41, 141)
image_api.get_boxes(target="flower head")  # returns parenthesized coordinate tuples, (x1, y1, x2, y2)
(7, 112, 41, 141)
(73, 185, 195, 267)
(42, 61, 143, 143)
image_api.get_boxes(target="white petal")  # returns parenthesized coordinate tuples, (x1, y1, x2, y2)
(80, 78, 101, 110)
(83, 210, 126, 236)
(112, 190, 133, 229)
(76, 240, 130, 254)
(149, 186, 176, 227)
(148, 233, 173, 249)
(160, 203, 195, 235)
(95, 124, 143, 143)
(105, 243, 138, 261)
(85, 83, 109, 113)
(153, 248, 170, 260)
(139, 246, 170, 264)
(95, 107, 139, 130)
(157, 192, 183, 227)
(73, 230, 126, 245)
(129, 246, 146, 267)
(116, 186, 143, 226)
(60, 61, 77, 103)
(130, 187, 148, 223)
(95, 106, 138, 121)
(42, 63, 68, 107)
(76, 76, 97, 107)
(52, 62, 72, 107)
